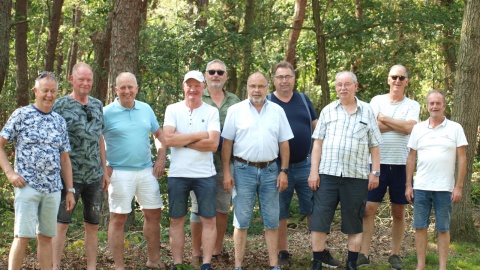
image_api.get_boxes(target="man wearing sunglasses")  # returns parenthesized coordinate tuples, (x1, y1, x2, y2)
(358, 65, 420, 269)
(51, 62, 109, 270)
(0, 71, 75, 270)
(189, 59, 241, 267)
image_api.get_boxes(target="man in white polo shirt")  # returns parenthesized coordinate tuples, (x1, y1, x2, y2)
(163, 70, 220, 270)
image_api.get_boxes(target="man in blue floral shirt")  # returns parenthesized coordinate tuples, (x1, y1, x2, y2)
(0, 71, 75, 270)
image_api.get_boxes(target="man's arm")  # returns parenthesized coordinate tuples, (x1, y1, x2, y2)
(185, 131, 220, 152)
(163, 126, 209, 147)
(405, 148, 417, 203)
(99, 134, 110, 191)
(311, 119, 318, 133)
(221, 138, 234, 193)
(368, 146, 380, 191)
(452, 146, 467, 203)
(153, 128, 167, 178)
(277, 141, 289, 192)
(60, 152, 75, 212)
(377, 113, 416, 135)
(308, 139, 322, 191)
(0, 136, 26, 188)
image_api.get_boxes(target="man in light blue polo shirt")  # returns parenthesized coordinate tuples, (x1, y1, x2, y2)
(103, 72, 166, 269)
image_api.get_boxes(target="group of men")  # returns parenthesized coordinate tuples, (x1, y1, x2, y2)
(0, 60, 467, 270)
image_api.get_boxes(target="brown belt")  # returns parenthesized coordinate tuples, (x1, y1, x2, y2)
(234, 156, 276, 169)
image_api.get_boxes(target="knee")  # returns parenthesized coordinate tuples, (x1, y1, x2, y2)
(110, 214, 128, 228)
(391, 205, 406, 220)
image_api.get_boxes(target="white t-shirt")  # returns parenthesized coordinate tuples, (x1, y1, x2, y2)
(164, 101, 220, 177)
(370, 94, 420, 164)
(408, 118, 468, 192)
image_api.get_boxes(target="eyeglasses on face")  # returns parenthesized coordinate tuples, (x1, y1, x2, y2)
(37, 71, 57, 79)
(247, 84, 267, 90)
(207, 70, 226, 76)
(274, 75, 294, 81)
(82, 105, 93, 122)
(390, 75, 406, 81)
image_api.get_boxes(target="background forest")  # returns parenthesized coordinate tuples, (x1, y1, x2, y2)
(1, 0, 480, 269)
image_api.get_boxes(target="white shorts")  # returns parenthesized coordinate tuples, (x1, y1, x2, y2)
(108, 167, 163, 213)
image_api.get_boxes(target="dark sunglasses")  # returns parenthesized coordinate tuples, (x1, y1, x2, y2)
(82, 105, 93, 122)
(390, 75, 406, 81)
(37, 71, 57, 79)
(207, 70, 225, 76)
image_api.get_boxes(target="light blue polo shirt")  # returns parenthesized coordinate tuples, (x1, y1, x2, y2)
(103, 98, 160, 170)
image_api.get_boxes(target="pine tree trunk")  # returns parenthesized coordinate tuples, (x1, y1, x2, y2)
(0, 0, 12, 94)
(15, 0, 29, 107)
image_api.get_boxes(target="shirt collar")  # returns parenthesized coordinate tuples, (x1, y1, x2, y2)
(425, 117, 447, 129)
(113, 97, 138, 110)
(333, 97, 362, 111)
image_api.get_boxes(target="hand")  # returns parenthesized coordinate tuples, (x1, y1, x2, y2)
(377, 113, 386, 122)
(102, 172, 110, 192)
(277, 172, 288, 192)
(65, 192, 76, 212)
(223, 172, 234, 193)
(368, 174, 379, 191)
(405, 185, 414, 204)
(451, 186, 463, 204)
(152, 159, 166, 178)
(107, 166, 113, 177)
(308, 172, 320, 191)
(7, 172, 27, 188)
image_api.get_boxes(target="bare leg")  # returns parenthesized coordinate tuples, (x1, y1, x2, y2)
(278, 218, 288, 252)
(108, 213, 128, 270)
(233, 228, 248, 267)
(37, 234, 53, 270)
(190, 220, 202, 257)
(391, 203, 406, 255)
(199, 216, 217, 265)
(52, 223, 69, 270)
(360, 201, 379, 255)
(143, 208, 164, 268)
(214, 212, 228, 255)
(84, 222, 100, 270)
(311, 231, 327, 252)
(170, 216, 186, 265)
(347, 233, 362, 252)
(265, 228, 279, 267)
(415, 228, 428, 270)
(8, 237, 30, 270)
(437, 231, 450, 270)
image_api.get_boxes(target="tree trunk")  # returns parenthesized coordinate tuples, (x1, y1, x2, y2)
(285, 0, 306, 66)
(440, 0, 457, 94)
(56, 18, 64, 80)
(107, 0, 144, 104)
(450, 0, 480, 243)
(312, 0, 330, 111)
(15, 0, 29, 107)
(235, 0, 255, 99)
(44, 0, 64, 71)
(91, 12, 113, 103)
(67, 6, 81, 80)
(0, 0, 12, 94)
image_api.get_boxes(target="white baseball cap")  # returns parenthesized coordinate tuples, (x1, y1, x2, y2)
(183, 70, 205, 83)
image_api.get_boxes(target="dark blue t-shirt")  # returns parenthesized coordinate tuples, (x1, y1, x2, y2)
(269, 91, 318, 163)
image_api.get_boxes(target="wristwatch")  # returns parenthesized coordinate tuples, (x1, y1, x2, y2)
(371, 171, 380, 177)
(280, 168, 289, 174)
(67, 188, 76, 194)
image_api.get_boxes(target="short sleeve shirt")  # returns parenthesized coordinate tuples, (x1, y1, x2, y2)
(53, 95, 104, 184)
(312, 98, 382, 179)
(0, 105, 70, 193)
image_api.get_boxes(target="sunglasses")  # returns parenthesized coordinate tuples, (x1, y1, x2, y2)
(37, 71, 57, 79)
(82, 105, 93, 122)
(207, 70, 225, 76)
(390, 75, 406, 81)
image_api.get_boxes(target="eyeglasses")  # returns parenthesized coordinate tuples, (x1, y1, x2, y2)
(82, 105, 93, 122)
(207, 70, 225, 76)
(247, 84, 267, 90)
(390, 75, 406, 81)
(37, 71, 57, 79)
(274, 75, 294, 81)
(335, 83, 354, 88)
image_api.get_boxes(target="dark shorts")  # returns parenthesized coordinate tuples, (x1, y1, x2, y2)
(310, 174, 368, 234)
(168, 176, 216, 219)
(367, 164, 409, 204)
(57, 179, 104, 225)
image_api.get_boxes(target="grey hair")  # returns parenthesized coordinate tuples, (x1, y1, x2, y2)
(335, 71, 357, 83)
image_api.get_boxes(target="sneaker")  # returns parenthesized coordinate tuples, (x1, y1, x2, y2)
(312, 259, 322, 270)
(388, 254, 403, 270)
(278, 250, 291, 266)
(322, 249, 341, 268)
(356, 253, 370, 267)
(270, 267, 283, 270)
(233, 267, 243, 270)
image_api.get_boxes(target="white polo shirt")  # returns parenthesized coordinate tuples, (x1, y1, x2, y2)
(408, 117, 468, 192)
(164, 101, 220, 177)
(222, 99, 293, 162)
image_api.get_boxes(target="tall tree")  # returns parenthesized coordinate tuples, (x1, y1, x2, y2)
(312, 0, 330, 110)
(285, 0, 307, 66)
(0, 0, 12, 94)
(44, 0, 65, 71)
(91, 11, 113, 103)
(66, 6, 81, 79)
(439, 0, 457, 94)
(450, 0, 480, 242)
(187, 0, 209, 66)
(236, 0, 255, 99)
(15, 0, 29, 107)
(107, 0, 144, 103)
